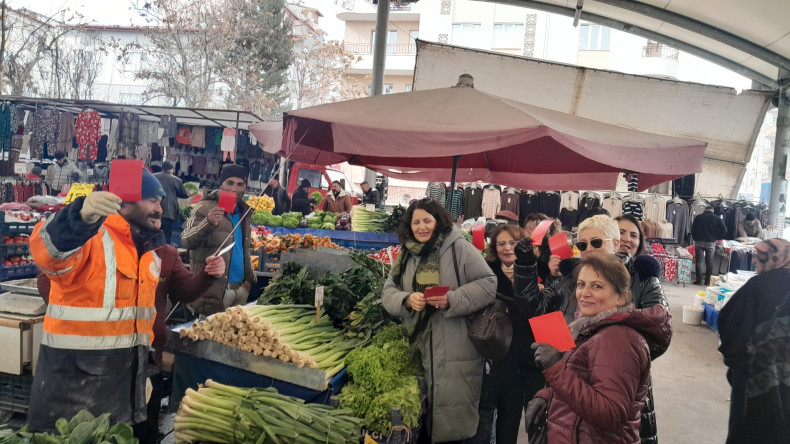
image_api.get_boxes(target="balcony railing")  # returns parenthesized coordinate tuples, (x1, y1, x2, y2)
(343, 42, 417, 55)
(642, 45, 679, 60)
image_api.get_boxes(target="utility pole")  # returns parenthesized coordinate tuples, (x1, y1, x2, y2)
(363, 0, 391, 188)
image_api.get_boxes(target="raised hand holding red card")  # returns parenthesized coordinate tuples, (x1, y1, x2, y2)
(109, 160, 144, 201)
(529, 311, 576, 352)
(548, 232, 573, 259)
(217, 190, 237, 213)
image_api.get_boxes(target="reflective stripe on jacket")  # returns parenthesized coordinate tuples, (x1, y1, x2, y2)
(31, 213, 159, 350)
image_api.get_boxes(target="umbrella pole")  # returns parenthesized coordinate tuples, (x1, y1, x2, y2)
(448, 155, 461, 209)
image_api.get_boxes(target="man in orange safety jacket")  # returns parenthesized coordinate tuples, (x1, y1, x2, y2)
(28, 168, 223, 433)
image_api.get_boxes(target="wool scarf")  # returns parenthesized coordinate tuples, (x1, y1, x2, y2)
(392, 233, 446, 294)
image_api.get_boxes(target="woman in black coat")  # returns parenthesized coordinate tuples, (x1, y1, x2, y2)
(290, 179, 315, 216)
(475, 225, 560, 444)
(719, 239, 790, 443)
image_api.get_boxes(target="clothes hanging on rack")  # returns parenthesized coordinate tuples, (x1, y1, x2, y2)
(537, 191, 561, 218)
(560, 191, 579, 211)
(75, 109, 101, 161)
(642, 194, 667, 223)
(577, 192, 601, 223)
(221, 128, 237, 161)
(519, 191, 540, 226)
(119, 112, 140, 148)
(481, 186, 502, 219)
(0, 102, 13, 153)
(463, 186, 483, 220)
(665, 199, 690, 245)
(449, 188, 463, 222)
(500, 190, 520, 216)
(622, 194, 644, 220)
(601, 194, 623, 218)
(426, 182, 446, 207)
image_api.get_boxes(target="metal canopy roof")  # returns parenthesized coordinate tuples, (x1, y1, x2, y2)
(480, 0, 790, 87)
(1, 96, 263, 129)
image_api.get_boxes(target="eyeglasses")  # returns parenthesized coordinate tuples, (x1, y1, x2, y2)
(575, 238, 611, 251)
(496, 240, 518, 248)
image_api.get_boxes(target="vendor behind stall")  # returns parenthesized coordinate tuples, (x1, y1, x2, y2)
(28, 167, 224, 435)
(181, 164, 256, 315)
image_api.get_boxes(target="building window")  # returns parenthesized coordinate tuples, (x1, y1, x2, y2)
(578, 24, 611, 50)
(384, 84, 394, 94)
(372, 30, 399, 53)
(451, 23, 482, 48)
(405, 84, 412, 92)
(119, 93, 142, 104)
(493, 23, 524, 48)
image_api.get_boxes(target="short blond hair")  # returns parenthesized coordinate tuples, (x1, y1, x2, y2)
(577, 214, 619, 240)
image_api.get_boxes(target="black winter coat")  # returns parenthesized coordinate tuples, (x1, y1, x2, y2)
(291, 187, 312, 216)
(488, 260, 561, 373)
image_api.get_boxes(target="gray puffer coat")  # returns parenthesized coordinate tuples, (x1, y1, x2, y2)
(382, 229, 496, 443)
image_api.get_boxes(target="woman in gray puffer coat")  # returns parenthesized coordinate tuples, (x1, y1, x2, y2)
(382, 199, 496, 443)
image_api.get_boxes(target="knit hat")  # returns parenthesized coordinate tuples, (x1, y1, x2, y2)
(300, 179, 311, 188)
(220, 164, 248, 184)
(141, 168, 167, 200)
(161, 160, 174, 171)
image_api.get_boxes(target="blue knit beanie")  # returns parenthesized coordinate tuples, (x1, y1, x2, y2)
(141, 168, 166, 200)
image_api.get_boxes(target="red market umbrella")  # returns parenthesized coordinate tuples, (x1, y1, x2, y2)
(275, 79, 707, 191)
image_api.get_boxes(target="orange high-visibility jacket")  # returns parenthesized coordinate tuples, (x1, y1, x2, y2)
(30, 213, 160, 350)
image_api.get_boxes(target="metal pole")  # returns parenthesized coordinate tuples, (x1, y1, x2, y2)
(363, 0, 391, 192)
(448, 155, 461, 209)
(371, 0, 390, 96)
(768, 68, 790, 236)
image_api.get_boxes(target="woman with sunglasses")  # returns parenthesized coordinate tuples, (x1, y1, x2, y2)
(718, 239, 790, 443)
(525, 255, 672, 444)
(382, 198, 496, 444)
(474, 226, 561, 443)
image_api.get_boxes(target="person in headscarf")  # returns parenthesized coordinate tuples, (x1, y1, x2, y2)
(718, 238, 790, 443)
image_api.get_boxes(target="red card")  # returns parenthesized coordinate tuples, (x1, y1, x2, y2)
(218, 190, 237, 213)
(424, 286, 450, 298)
(530, 220, 555, 244)
(471, 224, 485, 251)
(548, 233, 573, 259)
(109, 160, 143, 201)
(529, 311, 576, 352)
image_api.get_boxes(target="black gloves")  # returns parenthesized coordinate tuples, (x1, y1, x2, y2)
(515, 238, 537, 266)
(532, 343, 563, 370)
(524, 397, 549, 436)
(308, 198, 317, 205)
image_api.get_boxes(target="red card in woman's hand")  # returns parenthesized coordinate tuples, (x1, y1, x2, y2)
(424, 286, 450, 298)
(529, 311, 576, 351)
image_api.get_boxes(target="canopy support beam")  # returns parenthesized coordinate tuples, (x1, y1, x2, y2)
(769, 68, 790, 235)
(484, 0, 777, 88)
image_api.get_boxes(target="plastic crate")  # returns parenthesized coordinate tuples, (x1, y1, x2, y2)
(0, 244, 30, 257)
(0, 221, 36, 236)
(0, 264, 38, 281)
(0, 373, 33, 414)
(258, 249, 281, 273)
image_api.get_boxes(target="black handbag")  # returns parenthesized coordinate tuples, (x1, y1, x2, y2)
(451, 245, 513, 361)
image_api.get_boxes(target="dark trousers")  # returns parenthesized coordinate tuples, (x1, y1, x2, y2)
(132, 373, 163, 444)
(694, 242, 715, 284)
(161, 218, 175, 246)
(472, 368, 546, 444)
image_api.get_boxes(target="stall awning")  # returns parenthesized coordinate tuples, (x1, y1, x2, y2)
(2, 96, 263, 129)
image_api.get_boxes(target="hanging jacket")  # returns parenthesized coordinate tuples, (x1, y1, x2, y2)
(382, 229, 496, 442)
(535, 304, 672, 444)
(29, 200, 163, 431)
(181, 190, 256, 315)
(322, 189, 352, 214)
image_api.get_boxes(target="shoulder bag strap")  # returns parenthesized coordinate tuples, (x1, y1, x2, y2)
(451, 242, 461, 287)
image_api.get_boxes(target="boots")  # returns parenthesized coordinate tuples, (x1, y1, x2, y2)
(704, 273, 712, 286)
